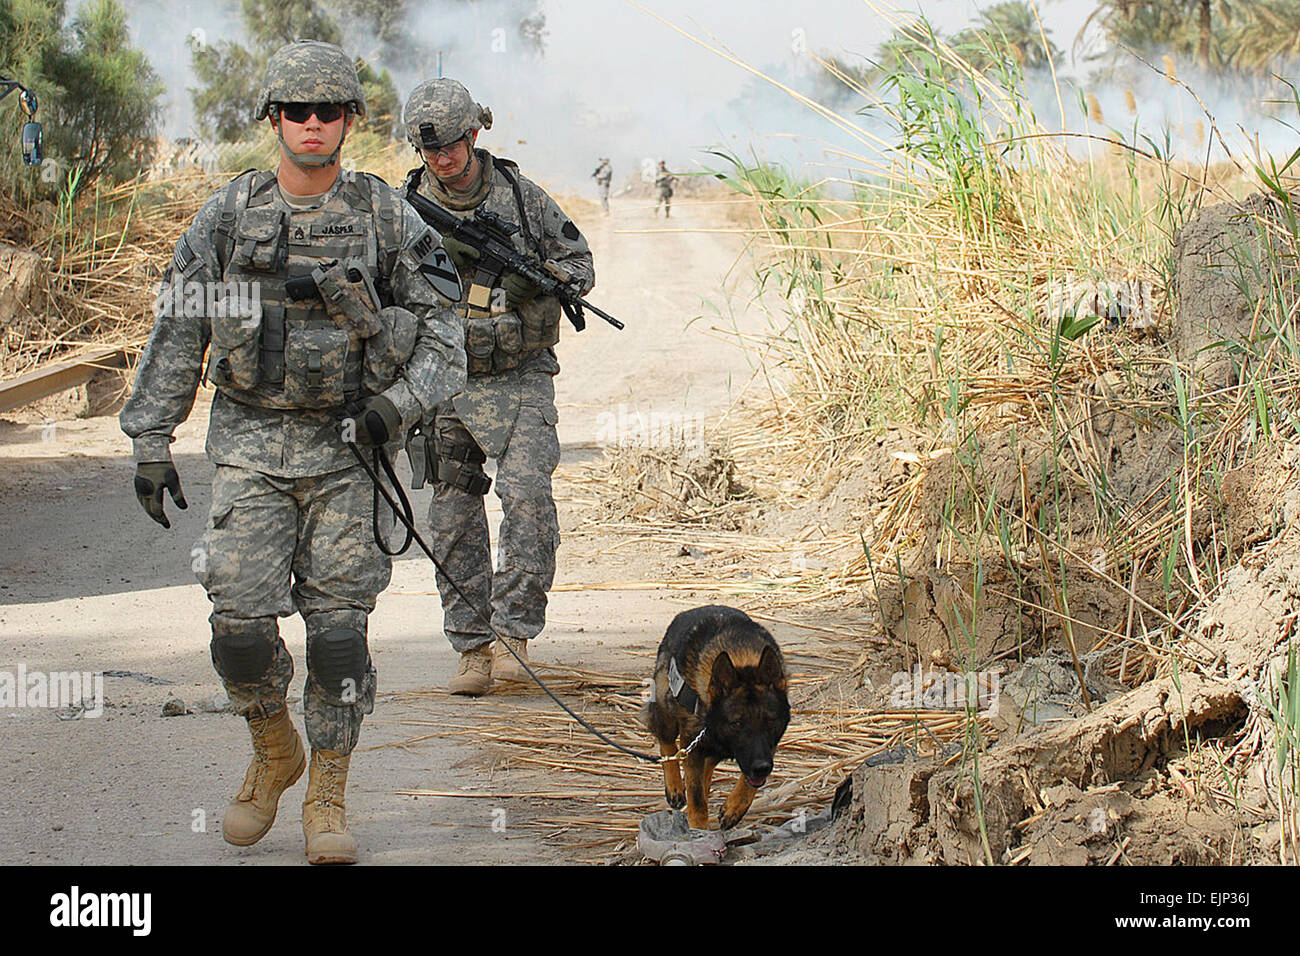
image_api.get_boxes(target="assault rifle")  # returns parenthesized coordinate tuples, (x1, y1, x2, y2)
(404, 189, 624, 332)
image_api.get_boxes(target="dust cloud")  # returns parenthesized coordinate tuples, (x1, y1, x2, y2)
(114, 0, 1297, 188)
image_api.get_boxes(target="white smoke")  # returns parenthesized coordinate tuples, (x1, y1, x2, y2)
(106, 0, 1300, 188)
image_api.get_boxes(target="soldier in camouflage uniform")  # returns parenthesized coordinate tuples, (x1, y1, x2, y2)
(399, 78, 595, 696)
(654, 161, 675, 218)
(120, 41, 466, 864)
(591, 158, 612, 214)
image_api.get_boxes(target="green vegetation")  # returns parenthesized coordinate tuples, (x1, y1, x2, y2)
(726, 8, 1300, 856)
(189, 0, 400, 143)
(0, 0, 162, 200)
(1083, 0, 1300, 77)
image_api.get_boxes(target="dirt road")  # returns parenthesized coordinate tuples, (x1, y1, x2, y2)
(0, 190, 784, 865)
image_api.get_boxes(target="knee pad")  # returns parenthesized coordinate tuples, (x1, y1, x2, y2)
(306, 626, 368, 705)
(210, 615, 278, 684)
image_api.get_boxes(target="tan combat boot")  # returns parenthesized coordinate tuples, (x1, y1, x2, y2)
(302, 749, 357, 865)
(448, 644, 493, 696)
(492, 636, 531, 684)
(223, 707, 306, 846)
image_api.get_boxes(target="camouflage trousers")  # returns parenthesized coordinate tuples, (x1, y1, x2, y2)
(427, 392, 561, 653)
(597, 181, 610, 213)
(194, 462, 390, 755)
(655, 188, 672, 217)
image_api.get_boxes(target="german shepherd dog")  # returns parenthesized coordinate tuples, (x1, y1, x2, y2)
(643, 606, 790, 830)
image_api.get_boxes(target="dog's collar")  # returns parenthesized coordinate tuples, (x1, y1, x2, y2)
(668, 656, 703, 715)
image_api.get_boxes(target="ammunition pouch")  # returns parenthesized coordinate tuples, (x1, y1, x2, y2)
(208, 306, 264, 391)
(231, 206, 289, 274)
(518, 297, 562, 352)
(462, 306, 558, 377)
(464, 316, 494, 375)
(283, 326, 352, 406)
(494, 313, 522, 371)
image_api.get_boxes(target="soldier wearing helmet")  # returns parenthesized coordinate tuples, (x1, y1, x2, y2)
(654, 160, 675, 218)
(591, 157, 612, 214)
(399, 78, 595, 698)
(120, 40, 467, 864)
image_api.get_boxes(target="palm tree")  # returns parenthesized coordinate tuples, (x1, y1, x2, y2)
(1080, 0, 1238, 70)
(951, 1, 1061, 72)
(872, 20, 940, 76)
(1225, 0, 1300, 75)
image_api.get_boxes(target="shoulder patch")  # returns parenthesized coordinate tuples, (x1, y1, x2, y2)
(172, 234, 199, 276)
(408, 226, 462, 303)
(543, 201, 587, 250)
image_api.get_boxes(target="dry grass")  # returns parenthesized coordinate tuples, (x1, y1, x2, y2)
(379, 648, 993, 862)
(1, 170, 215, 379)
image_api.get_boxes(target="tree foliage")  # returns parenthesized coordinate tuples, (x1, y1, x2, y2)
(1, 0, 162, 199)
(190, 0, 399, 143)
(951, 1, 1061, 72)
(1080, 0, 1300, 76)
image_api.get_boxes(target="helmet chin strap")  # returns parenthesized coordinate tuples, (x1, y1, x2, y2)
(275, 111, 347, 169)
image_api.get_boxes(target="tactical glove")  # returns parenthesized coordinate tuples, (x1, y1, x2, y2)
(440, 235, 480, 273)
(501, 271, 543, 309)
(134, 460, 187, 529)
(343, 394, 402, 447)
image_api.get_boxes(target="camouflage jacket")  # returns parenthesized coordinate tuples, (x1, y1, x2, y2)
(120, 170, 467, 477)
(409, 148, 595, 377)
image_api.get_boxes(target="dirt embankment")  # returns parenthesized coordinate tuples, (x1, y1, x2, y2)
(791, 191, 1300, 865)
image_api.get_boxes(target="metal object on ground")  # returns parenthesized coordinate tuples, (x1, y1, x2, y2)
(637, 810, 726, 865)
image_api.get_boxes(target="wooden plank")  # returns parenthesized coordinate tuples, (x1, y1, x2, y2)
(0, 347, 130, 412)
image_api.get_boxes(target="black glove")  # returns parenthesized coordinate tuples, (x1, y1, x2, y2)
(440, 235, 480, 273)
(501, 271, 543, 309)
(134, 460, 187, 529)
(343, 394, 402, 447)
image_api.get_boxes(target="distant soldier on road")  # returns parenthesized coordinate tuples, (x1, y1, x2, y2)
(120, 41, 465, 864)
(592, 157, 612, 214)
(654, 160, 675, 218)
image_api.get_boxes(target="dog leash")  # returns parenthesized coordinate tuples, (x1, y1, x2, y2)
(349, 438, 700, 766)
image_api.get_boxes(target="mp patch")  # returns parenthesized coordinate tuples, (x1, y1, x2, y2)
(410, 228, 462, 303)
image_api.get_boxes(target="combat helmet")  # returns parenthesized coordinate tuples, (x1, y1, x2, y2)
(403, 78, 492, 152)
(255, 40, 366, 168)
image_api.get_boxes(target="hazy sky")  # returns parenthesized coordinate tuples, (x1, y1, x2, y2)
(120, 0, 1289, 187)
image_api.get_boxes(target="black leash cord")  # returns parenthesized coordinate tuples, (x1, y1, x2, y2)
(370, 447, 414, 557)
(349, 441, 664, 765)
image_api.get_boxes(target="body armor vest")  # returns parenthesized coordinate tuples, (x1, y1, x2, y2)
(404, 160, 561, 377)
(206, 170, 399, 410)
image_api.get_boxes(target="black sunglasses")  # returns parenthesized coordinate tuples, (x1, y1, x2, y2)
(276, 102, 346, 124)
